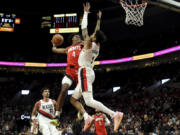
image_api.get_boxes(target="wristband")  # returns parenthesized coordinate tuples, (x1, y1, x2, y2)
(81, 12, 88, 29)
(31, 116, 36, 120)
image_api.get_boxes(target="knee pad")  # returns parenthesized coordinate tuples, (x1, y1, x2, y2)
(62, 76, 73, 86)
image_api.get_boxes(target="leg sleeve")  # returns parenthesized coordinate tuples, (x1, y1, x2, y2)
(82, 92, 115, 117)
(72, 83, 82, 100)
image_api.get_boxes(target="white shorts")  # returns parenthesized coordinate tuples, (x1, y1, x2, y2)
(38, 117, 60, 135)
(72, 67, 95, 100)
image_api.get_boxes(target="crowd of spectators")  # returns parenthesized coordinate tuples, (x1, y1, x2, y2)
(0, 63, 180, 135)
(0, 5, 180, 135)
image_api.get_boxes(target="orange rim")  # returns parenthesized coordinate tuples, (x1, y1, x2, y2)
(120, 0, 147, 7)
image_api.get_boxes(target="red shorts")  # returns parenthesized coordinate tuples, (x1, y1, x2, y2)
(96, 129, 107, 135)
(65, 66, 78, 84)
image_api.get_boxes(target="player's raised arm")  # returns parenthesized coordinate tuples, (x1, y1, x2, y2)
(81, 2, 90, 40)
(93, 11, 102, 34)
(52, 42, 67, 54)
(83, 10, 102, 50)
(51, 34, 67, 54)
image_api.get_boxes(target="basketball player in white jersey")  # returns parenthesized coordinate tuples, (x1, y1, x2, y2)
(70, 2, 124, 132)
(31, 88, 61, 135)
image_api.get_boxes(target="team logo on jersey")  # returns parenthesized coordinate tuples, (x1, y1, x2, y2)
(42, 104, 53, 110)
(68, 46, 81, 53)
(95, 117, 103, 121)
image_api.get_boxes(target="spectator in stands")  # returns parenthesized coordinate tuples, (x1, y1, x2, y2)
(140, 114, 154, 135)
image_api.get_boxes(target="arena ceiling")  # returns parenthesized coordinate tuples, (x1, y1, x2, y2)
(0, 0, 180, 62)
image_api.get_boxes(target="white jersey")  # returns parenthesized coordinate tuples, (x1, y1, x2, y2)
(38, 99, 55, 120)
(78, 42, 100, 68)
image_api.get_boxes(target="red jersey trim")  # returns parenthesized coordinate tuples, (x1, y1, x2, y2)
(38, 109, 54, 119)
(80, 68, 88, 92)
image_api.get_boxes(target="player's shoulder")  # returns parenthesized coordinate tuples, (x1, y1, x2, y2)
(77, 43, 83, 47)
(92, 42, 96, 46)
(50, 99, 57, 104)
(102, 113, 106, 117)
(35, 100, 41, 106)
(36, 99, 41, 103)
(92, 42, 100, 48)
(67, 44, 74, 48)
(51, 99, 56, 102)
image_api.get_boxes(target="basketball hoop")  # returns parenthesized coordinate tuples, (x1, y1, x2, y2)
(120, 0, 147, 26)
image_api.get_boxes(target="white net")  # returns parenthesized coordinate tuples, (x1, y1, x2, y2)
(120, 0, 147, 26)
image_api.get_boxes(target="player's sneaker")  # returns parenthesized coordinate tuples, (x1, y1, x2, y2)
(82, 115, 94, 132)
(113, 112, 124, 132)
(50, 116, 60, 127)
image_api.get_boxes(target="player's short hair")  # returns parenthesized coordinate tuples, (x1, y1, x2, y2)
(40, 87, 50, 94)
(95, 30, 107, 44)
(72, 120, 82, 135)
(68, 33, 82, 45)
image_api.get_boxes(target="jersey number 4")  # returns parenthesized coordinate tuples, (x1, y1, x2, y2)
(98, 120, 102, 126)
(72, 51, 76, 58)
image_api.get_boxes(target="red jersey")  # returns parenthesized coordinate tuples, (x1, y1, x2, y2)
(67, 44, 82, 67)
(65, 44, 82, 84)
(94, 113, 107, 135)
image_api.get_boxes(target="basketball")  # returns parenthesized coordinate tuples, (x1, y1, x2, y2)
(52, 34, 64, 46)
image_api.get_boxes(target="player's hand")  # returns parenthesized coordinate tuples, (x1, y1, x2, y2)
(51, 40, 56, 47)
(32, 119, 38, 126)
(31, 120, 38, 134)
(83, 2, 90, 13)
(97, 11, 102, 19)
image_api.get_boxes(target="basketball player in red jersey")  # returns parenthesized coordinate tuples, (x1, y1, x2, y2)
(50, 12, 103, 126)
(31, 88, 61, 135)
(93, 110, 111, 135)
(50, 33, 83, 126)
